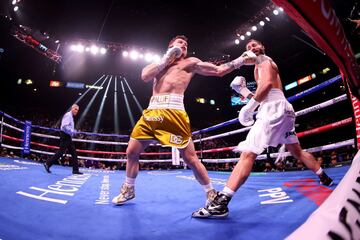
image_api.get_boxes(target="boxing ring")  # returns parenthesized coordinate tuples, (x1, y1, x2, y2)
(0, 72, 357, 240)
(1, 1, 360, 239)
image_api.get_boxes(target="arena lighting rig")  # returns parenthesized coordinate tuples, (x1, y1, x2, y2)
(11, 26, 61, 63)
(68, 39, 162, 64)
(234, 2, 284, 45)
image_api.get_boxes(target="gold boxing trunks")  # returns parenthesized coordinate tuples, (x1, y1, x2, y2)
(130, 94, 191, 148)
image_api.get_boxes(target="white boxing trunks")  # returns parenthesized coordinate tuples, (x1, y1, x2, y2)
(236, 88, 299, 154)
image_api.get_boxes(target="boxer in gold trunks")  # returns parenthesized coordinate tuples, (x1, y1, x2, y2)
(112, 35, 257, 211)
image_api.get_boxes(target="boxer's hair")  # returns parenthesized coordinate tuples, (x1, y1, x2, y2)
(168, 35, 188, 47)
(246, 39, 265, 54)
(246, 39, 264, 46)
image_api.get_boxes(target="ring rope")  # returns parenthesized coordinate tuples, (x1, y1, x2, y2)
(0, 117, 352, 156)
(1, 138, 353, 163)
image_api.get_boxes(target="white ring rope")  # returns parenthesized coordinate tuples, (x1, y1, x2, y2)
(2, 122, 24, 132)
(1, 139, 353, 163)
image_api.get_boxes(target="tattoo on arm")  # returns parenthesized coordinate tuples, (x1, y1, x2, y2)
(222, 62, 234, 69)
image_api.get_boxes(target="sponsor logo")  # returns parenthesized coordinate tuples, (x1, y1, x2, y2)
(285, 131, 296, 139)
(169, 134, 183, 145)
(17, 174, 91, 204)
(22, 120, 32, 155)
(95, 175, 110, 205)
(150, 95, 170, 104)
(258, 187, 293, 205)
(0, 164, 27, 171)
(14, 160, 42, 166)
(144, 115, 164, 123)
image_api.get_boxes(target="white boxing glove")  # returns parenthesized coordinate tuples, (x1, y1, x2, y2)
(238, 98, 260, 126)
(157, 46, 182, 72)
(230, 76, 253, 98)
(231, 50, 257, 69)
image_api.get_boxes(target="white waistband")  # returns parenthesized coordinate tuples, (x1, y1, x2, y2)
(148, 94, 185, 110)
(262, 88, 286, 103)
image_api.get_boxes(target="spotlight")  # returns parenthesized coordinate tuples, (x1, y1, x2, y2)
(100, 47, 106, 54)
(70, 45, 77, 51)
(279, 7, 284, 12)
(251, 26, 257, 31)
(90, 45, 99, 55)
(240, 35, 245, 40)
(153, 54, 161, 63)
(234, 39, 240, 45)
(259, 21, 265, 26)
(14, 6, 19, 12)
(76, 44, 84, 53)
(273, 10, 279, 15)
(33, 88, 37, 92)
(139, 53, 144, 59)
(246, 31, 251, 36)
(122, 51, 129, 57)
(12, 0, 17, 5)
(85, 47, 90, 52)
(145, 53, 152, 62)
(265, 17, 270, 22)
(25, 79, 33, 85)
(130, 50, 138, 60)
(55, 40, 60, 44)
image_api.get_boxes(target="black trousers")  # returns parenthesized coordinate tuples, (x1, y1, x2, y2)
(46, 131, 79, 172)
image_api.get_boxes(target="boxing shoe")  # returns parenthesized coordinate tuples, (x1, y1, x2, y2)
(112, 183, 135, 205)
(319, 172, 334, 186)
(192, 191, 232, 218)
(43, 163, 51, 173)
(205, 189, 217, 207)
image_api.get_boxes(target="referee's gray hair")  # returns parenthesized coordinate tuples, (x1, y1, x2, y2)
(71, 104, 79, 109)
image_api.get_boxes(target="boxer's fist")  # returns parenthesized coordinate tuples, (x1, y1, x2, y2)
(230, 76, 252, 98)
(238, 98, 259, 126)
(157, 46, 182, 72)
(231, 51, 257, 69)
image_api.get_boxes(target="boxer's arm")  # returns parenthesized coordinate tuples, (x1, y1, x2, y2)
(193, 60, 235, 77)
(193, 51, 256, 77)
(253, 60, 275, 102)
(141, 63, 161, 82)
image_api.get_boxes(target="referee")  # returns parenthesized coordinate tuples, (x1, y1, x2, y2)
(44, 104, 83, 174)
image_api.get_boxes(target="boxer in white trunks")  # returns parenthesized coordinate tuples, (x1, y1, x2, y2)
(192, 39, 334, 218)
